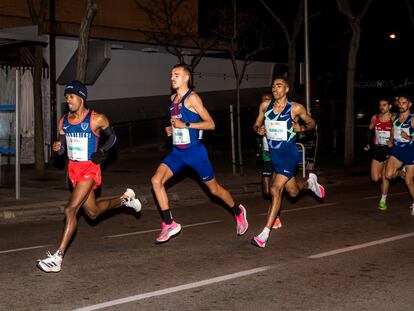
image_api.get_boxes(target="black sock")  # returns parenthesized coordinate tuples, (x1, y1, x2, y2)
(162, 209, 173, 224)
(233, 203, 241, 216)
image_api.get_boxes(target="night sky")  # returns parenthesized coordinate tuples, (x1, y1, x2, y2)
(200, 0, 414, 100)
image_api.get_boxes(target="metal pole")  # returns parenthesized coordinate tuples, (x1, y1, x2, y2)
(304, 0, 311, 113)
(230, 0, 237, 176)
(236, 85, 243, 175)
(230, 104, 236, 175)
(15, 68, 20, 199)
(296, 142, 306, 178)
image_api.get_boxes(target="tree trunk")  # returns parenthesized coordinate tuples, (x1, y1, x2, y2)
(34, 46, 45, 176)
(236, 75, 243, 174)
(76, 0, 97, 82)
(27, 0, 46, 176)
(343, 23, 361, 167)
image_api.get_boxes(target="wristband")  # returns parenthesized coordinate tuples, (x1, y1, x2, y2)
(185, 122, 190, 129)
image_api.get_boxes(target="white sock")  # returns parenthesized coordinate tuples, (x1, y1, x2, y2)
(380, 194, 387, 202)
(258, 227, 270, 241)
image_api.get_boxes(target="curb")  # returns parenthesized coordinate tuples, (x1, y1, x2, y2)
(0, 183, 262, 221)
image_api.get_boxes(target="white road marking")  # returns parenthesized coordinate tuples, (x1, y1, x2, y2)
(257, 203, 337, 216)
(0, 244, 52, 255)
(72, 265, 273, 311)
(104, 220, 223, 238)
(308, 232, 414, 259)
(362, 192, 406, 200)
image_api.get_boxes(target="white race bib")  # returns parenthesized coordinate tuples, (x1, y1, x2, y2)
(66, 136, 88, 161)
(393, 127, 410, 143)
(265, 120, 288, 141)
(375, 130, 390, 145)
(172, 127, 191, 145)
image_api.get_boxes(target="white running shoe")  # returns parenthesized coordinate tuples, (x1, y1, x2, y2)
(307, 173, 325, 199)
(36, 251, 63, 273)
(121, 188, 142, 212)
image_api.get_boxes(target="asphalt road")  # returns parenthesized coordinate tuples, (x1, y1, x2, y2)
(1, 176, 413, 311)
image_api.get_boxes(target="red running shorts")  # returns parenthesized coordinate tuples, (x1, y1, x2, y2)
(68, 160, 102, 190)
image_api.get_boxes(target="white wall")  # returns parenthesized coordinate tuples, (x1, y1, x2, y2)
(55, 38, 274, 101)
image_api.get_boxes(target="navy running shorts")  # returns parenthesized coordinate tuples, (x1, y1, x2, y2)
(162, 143, 215, 182)
(390, 145, 414, 165)
(269, 143, 301, 179)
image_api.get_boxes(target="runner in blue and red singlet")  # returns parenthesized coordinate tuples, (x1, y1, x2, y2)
(151, 64, 249, 243)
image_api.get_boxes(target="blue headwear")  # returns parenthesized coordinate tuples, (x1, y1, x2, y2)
(64, 80, 87, 101)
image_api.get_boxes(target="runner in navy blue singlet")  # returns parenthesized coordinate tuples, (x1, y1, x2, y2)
(36, 80, 142, 273)
(384, 95, 414, 215)
(151, 64, 249, 243)
(251, 76, 325, 248)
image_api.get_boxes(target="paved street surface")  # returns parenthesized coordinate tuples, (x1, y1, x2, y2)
(1, 172, 413, 311)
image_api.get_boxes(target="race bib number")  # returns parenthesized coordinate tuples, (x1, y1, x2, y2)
(172, 127, 191, 145)
(265, 120, 288, 141)
(375, 130, 390, 145)
(66, 136, 88, 161)
(393, 127, 410, 143)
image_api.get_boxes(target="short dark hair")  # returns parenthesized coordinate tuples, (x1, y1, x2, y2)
(378, 96, 390, 103)
(272, 75, 289, 87)
(398, 94, 412, 104)
(172, 63, 194, 89)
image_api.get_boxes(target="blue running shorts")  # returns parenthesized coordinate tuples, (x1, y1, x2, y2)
(390, 145, 414, 165)
(269, 143, 301, 179)
(162, 144, 215, 182)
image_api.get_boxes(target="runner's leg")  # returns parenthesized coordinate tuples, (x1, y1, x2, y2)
(57, 180, 95, 253)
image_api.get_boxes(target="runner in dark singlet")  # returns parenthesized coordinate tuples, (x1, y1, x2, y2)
(384, 95, 414, 215)
(251, 76, 325, 248)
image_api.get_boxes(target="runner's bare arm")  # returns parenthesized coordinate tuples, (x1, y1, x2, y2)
(91, 112, 110, 133)
(53, 117, 65, 153)
(292, 103, 315, 132)
(253, 100, 269, 132)
(368, 115, 376, 130)
(364, 115, 376, 150)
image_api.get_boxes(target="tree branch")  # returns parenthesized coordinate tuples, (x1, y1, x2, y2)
(357, 0, 374, 19)
(406, 0, 414, 27)
(336, 0, 355, 19)
(260, 0, 291, 45)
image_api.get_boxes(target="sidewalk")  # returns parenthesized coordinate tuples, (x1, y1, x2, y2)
(0, 148, 369, 222)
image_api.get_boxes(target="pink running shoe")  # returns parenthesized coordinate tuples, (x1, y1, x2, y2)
(235, 204, 249, 236)
(308, 173, 325, 199)
(272, 217, 282, 229)
(251, 235, 266, 248)
(155, 221, 181, 243)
